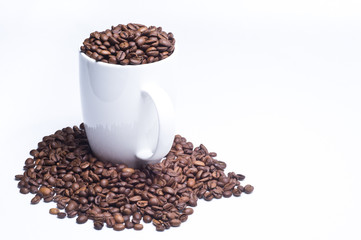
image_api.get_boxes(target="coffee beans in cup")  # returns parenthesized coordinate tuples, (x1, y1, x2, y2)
(80, 23, 175, 65)
(15, 123, 254, 231)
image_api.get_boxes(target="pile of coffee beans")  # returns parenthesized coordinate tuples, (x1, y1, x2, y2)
(15, 124, 253, 231)
(80, 23, 175, 65)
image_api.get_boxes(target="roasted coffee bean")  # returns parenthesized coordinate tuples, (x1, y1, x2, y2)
(20, 187, 30, 194)
(31, 195, 41, 204)
(15, 123, 253, 232)
(149, 197, 159, 206)
(125, 220, 134, 229)
(49, 208, 60, 215)
(243, 184, 254, 194)
(223, 190, 233, 198)
(113, 223, 125, 231)
(170, 219, 181, 227)
(184, 208, 194, 215)
(94, 221, 103, 230)
(134, 223, 143, 230)
(76, 215, 88, 224)
(113, 213, 124, 223)
(143, 215, 152, 223)
(57, 212, 66, 219)
(38, 186, 51, 196)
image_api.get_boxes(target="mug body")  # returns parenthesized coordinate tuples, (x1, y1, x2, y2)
(79, 52, 175, 167)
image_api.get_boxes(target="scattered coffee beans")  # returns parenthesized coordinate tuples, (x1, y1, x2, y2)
(15, 123, 253, 231)
(80, 23, 175, 65)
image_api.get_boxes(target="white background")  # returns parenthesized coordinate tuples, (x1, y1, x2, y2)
(1, 0, 360, 239)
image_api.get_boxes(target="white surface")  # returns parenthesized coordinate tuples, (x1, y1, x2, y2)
(0, 0, 360, 239)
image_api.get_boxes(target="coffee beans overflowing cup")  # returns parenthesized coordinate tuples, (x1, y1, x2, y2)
(15, 124, 254, 231)
(80, 23, 175, 65)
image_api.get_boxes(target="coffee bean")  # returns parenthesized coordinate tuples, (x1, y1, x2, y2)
(243, 184, 254, 194)
(99, 50, 111, 56)
(134, 223, 143, 230)
(113, 213, 124, 223)
(31, 195, 41, 204)
(159, 38, 171, 47)
(65, 200, 78, 213)
(94, 221, 103, 230)
(20, 187, 30, 194)
(38, 186, 51, 196)
(170, 219, 181, 227)
(125, 220, 134, 229)
(49, 208, 60, 215)
(100, 179, 108, 188)
(57, 212, 66, 219)
(184, 208, 194, 215)
(76, 215, 88, 224)
(163, 186, 175, 195)
(129, 58, 142, 65)
(116, 51, 126, 61)
(143, 215, 152, 223)
(223, 190, 232, 198)
(122, 167, 135, 174)
(113, 223, 125, 231)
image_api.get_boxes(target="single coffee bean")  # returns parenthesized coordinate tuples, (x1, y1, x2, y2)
(125, 220, 134, 229)
(31, 195, 41, 204)
(38, 186, 52, 196)
(113, 213, 124, 223)
(65, 200, 78, 213)
(129, 58, 142, 65)
(76, 215, 88, 224)
(183, 208, 194, 215)
(143, 215, 152, 223)
(57, 212, 66, 219)
(129, 195, 142, 202)
(169, 219, 181, 227)
(122, 167, 135, 174)
(159, 38, 171, 47)
(116, 51, 126, 61)
(243, 184, 254, 194)
(134, 223, 143, 230)
(100, 179, 109, 188)
(149, 197, 159, 206)
(113, 223, 125, 231)
(20, 187, 30, 194)
(49, 208, 60, 215)
(223, 190, 233, 198)
(94, 221, 103, 230)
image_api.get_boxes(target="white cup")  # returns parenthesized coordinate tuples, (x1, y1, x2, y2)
(79, 52, 175, 168)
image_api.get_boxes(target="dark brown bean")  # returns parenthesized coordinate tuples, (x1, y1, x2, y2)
(31, 195, 41, 204)
(159, 38, 171, 47)
(94, 221, 103, 230)
(143, 215, 152, 223)
(134, 223, 143, 230)
(76, 215, 88, 224)
(170, 219, 181, 227)
(113, 223, 125, 231)
(57, 212, 66, 219)
(243, 184, 254, 194)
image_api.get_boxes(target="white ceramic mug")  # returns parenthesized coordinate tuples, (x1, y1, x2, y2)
(79, 52, 175, 168)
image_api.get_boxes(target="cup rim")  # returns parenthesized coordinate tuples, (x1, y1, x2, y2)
(79, 48, 175, 69)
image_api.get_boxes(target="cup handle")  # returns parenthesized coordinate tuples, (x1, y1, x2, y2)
(136, 85, 175, 162)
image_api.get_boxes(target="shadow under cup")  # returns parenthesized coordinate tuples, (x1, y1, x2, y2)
(79, 51, 176, 168)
